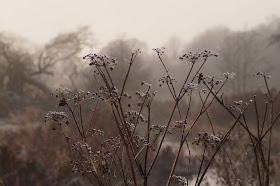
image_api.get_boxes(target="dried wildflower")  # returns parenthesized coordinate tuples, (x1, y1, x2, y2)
(101, 138, 115, 148)
(171, 120, 187, 130)
(185, 83, 197, 90)
(150, 124, 172, 134)
(83, 54, 118, 68)
(152, 47, 165, 55)
(44, 111, 69, 130)
(52, 87, 72, 106)
(159, 75, 177, 87)
(172, 175, 187, 185)
(124, 110, 147, 123)
(135, 89, 157, 107)
(184, 83, 198, 93)
(253, 71, 271, 79)
(93, 151, 112, 173)
(221, 72, 236, 79)
(230, 100, 248, 113)
(132, 49, 141, 57)
(201, 75, 224, 87)
(95, 86, 119, 102)
(70, 141, 96, 174)
(132, 135, 147, 144)
(72, 91, 93, 105)
(101, 136, 121, 149)
(193, 132, 221, 148)
(126, 122, 135, 132)
(179, 50, 218, 64)
(92, 129, 105, 137)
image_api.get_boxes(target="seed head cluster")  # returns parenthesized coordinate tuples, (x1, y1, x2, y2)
(159, 75, 177, 87)
(172, 175, 187, 185)
(230, 100, 248, 113)
(44, 111, 69, 130)
(253, 71, 271, 79)
(193, 132, 222, 148)
(83, 54, 118, 69)
(221, 72, 236, 79)
(152, 47, 165, 55)
(179, 50, 218, 64)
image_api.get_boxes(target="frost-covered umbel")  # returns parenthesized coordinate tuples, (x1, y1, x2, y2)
(83, 54, 118, 68)
(44, 111, 68, 123)
(221, 72, 236, 79)
(253, 71, 271, 79)
(152, 47, 165, 55)
(179, 50, 218, 64)
(44, 111, 69, 130)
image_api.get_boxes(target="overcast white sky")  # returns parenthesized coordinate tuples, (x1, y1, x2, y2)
(1, 0, 280, 48)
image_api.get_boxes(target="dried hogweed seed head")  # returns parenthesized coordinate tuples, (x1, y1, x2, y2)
(152, 47, 165, 55)
(221, 72, 236, 79)
(179, 50, 218, 64)
(52, 87, 72, 106)
(183, 83, 198, 93)
(230, 100, 248, 113)
(44, 111, 69, 130)
(172, 175, 187, 185)
(253, 71, 271, 79)
(72, 91, 93, 105)
(83, 53, 118, 68)
(193, 132, 222, 148)
(159, 75, 177, 87)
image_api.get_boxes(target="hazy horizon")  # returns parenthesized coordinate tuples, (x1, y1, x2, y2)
(1, 0, 280, 49)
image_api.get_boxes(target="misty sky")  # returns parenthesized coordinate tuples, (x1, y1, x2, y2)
(1, 0, 280, 49)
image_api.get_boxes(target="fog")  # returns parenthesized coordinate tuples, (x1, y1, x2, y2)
(1, 0, 280, 48)
(1, 1, 280, 186)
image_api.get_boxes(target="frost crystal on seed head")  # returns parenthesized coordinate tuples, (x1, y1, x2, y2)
(159, 75, 177, 87)
(152, 47, 165, 55)
(52, 87, 72, 106)
(230, 100, 248, 113)
(172, 175, 187, 185)
(44, 111, 68, 122)
(83, 54, 118, 67)
(179, 50, 218, 64)
(253, 71, 271, 79)
(44, 111, 69, 130)
(184, 83, 197, 92)
(73, 91, 93, 105)
(221, 72, 236, 79)
(193, 132, 222, 148)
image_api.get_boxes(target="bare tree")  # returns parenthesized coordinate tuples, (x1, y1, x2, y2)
(100, 38, 151, 91)
(0, 26, 94, 97)
(218, 31, 271, 93)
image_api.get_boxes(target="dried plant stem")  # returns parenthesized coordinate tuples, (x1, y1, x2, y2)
(253, 95, 261, 138)
(120, 51, 139, 98)
(144, 106, 151, 186)
(199, 92, 215, 134)
(260, 102, 268, 135)
(157, 53, 177, 98)
(196, 114, 242, 186)
(242, 114, 263, 186)
(147, 102, 178, 175)
(195, 146, 207, 186)
(203, 82, 257, 140)
(109, 104, 138, 186)
(66, 103, 84, 137)
(167, 91, 213, 185)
